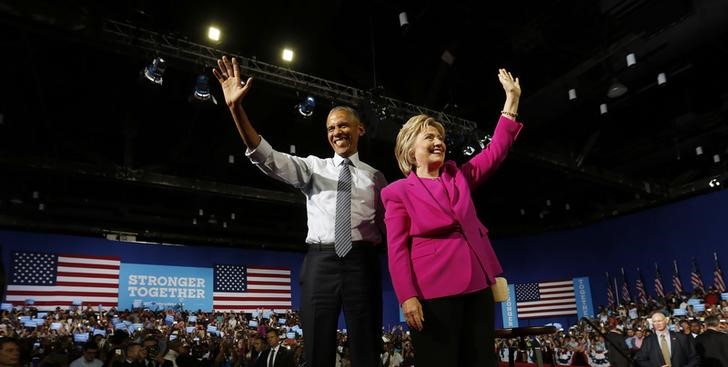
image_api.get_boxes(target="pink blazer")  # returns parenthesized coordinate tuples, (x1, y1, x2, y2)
(382, 116, 523, 304)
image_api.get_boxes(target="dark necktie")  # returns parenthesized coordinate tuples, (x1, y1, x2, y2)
(334, 158, 352, 257)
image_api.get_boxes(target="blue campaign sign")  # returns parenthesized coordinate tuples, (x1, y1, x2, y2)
(118, 263, 213, 311)
(572, 277, 594, 319)
(500, 284, 518, 328)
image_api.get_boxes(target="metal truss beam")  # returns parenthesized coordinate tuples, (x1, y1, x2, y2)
(99, 19, 661, 197)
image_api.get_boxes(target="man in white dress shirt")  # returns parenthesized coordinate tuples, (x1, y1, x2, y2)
(70, 343, 103, 367)
(214, 56, 385, 367)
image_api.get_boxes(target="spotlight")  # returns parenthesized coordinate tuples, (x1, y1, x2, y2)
(142, 57, 166, 85)
(657, 72, 667, 86)
(600, 103, 608, 115)
(190, 74, 217, 104)
(282, 48, 294, 63)
(462, 145, 476, 156)
(626, 53, 637, 68)
(568, 88, 577, 101)
(296, 96, 316, 117)
(708, 178, 721, 188)
(208, 26, 221, 42)
(399, 11, 409, 31)
(478, 134, 492, 149)
(606, 79, 628, 98)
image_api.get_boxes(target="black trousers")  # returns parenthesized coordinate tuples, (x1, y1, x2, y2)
(299, 245, 382, 367)
(411, 288, 496, 367)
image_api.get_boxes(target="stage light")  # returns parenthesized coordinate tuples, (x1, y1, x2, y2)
(190, 74, 217, 104)
(607, 79, 628, 98)
(568, 88, 577, 101)
(296, 96, 316, 117)
(478, 134, 492, 149)
(399, 11, 409, 33)
(142, 57, 166, 85)
(208, 26, 221, 42)
(462, 145, 476, 156)
(713, 154, 720, 163)
(626, 53, 637, 67)
(282, 48, 294, 62)
(228, 154, 235, 164)
(657, 72, 667, 86)
(696, 146, 703, 156)
(600, 103, 608, 115)
(708, 178, 721, 188)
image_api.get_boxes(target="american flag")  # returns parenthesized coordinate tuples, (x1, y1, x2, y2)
(635, 268, 648, 305)
(672, 260, 684, 294)
(515, 280, 576, 319)
(5, 252, 120, 310)
(212, 265, 292, 312)
(606, 272, 615, 307)
(690, 258, 704, 291)
(654, 263, 665, 298)
(621, 268, 631, 303)
(714, 253, 726, 293)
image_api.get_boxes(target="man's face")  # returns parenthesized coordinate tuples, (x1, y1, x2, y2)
(690, 322, 701, 334)
(266, 332, 280, 348)
(0, 342, 20, 366)
(326, 110, 363, 158)
(253, 339, 264, 352)
(83, 348, 98, 362)
(651, 314, 668, 332)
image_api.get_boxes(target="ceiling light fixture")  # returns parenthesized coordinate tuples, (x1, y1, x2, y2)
(208, 26, 221, 42)
(296, 96, 316, 117)
(142, 57, 166, 85)
(282, 48, 294, 63)
(190, 74, 217, 104)
(606, 78, 628, 98)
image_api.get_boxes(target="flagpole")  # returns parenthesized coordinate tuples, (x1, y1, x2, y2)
(614, 274, 620, 304)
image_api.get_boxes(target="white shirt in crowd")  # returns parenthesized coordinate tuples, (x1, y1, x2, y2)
(70, 357, 103, 367)
(380, 351, 404, 367)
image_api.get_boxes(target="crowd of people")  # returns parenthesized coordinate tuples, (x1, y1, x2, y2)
(497, 288, 728, 367)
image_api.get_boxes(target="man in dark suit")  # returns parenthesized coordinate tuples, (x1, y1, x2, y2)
(264, 329, 294, 367)
(635, 312, 699, 367)
(605, 318, 631, 367)
(694, 315, 728, 367)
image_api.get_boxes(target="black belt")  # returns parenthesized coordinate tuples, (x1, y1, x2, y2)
(307, 241, 375, 251)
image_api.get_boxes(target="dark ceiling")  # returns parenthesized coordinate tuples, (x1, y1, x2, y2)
(1, 0, 727, 251)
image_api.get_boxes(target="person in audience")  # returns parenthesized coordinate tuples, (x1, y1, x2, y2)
(0, 338, 21, 367)
(605, 318, 630, 367)
(70, 343, 103, 367)
(264, 329, 294, 367)
(694, 315, 728, 367)
(382, 68, 522, 367)
(634, 311, 699, 367)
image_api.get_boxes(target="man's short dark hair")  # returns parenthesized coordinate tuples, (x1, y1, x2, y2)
(83, 342, 99, 351)
(0, 338, 19, 349)
(704, 315, 720, 328)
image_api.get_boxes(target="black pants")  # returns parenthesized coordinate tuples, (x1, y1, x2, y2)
(411, 288, 496, 367)
(299, 245, 382, 367)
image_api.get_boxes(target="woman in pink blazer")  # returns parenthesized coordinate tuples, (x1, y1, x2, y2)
(381, 68, 523, 367)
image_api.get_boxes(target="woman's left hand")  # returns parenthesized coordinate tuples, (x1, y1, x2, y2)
(498, 68, 521, 98)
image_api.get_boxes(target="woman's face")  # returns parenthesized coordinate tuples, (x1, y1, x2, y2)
(413, 125, 446, 172)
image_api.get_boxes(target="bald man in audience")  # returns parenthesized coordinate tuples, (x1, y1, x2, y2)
(694, 315, 728, 367)
(635, 312, 699, 367)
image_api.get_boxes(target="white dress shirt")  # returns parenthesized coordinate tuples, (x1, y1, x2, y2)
(267, 345, 279, 367)
(69, 357, 103, 367)
(247, 137, 387, 245)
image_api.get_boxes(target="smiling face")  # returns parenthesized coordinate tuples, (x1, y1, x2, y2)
(413, 125, 446, 175)
(326, 108, 363, 158)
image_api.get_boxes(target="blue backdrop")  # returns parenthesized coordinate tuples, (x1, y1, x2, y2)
(2, 188, 727, 328)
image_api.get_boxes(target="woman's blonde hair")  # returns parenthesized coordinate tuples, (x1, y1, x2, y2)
(394, 114, 445, 177)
